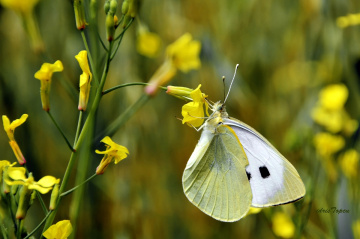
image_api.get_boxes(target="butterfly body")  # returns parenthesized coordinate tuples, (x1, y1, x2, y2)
(182, 102, 305, 222)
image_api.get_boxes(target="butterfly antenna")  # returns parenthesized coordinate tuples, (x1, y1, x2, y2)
(222, 76, 226, 102)
(224, 64, 239, 104)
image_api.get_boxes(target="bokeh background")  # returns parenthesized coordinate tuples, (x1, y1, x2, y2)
(0, 0, 360, 238)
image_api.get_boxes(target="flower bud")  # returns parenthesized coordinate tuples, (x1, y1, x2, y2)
(106, 13, 115, 41)
(121, 0, 129, 14)
(73, 0, 87, 30)
(49, 181, 60, 210)
(104, 0, 110, 14)
(16, 185, 32, 219)
(110, 0, 118, 12)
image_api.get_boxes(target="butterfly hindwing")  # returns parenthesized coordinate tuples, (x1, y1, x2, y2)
(182, 125, 252, 222)
(224, 118, 306, 207)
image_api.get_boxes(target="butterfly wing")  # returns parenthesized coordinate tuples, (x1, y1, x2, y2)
(182, 125, 252, 222)
(224, 118, 305, 207)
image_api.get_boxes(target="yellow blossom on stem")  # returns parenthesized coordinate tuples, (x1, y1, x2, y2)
(181, 85, 209, 127)
(95, 136, 129, 175)
(75, 50, 93, 111)
(318, 84, 348, 111)
(272, 212, 295, 238)
(313, 132, 345, 158)
(145, 33, 201, 96)
(34, 60, 64, 111)
(166, 33, 201, 72)
(136, 24, 161, 58)
(339, 149, 359, 179)
(0, 0, 39, 15)
(2, 114, 28, 165)
(0, 160, 16, 194)
(5, 167, 60, 194)
(336, 13, 360, 28)
(43, 220, 73, 239)
(245, 207, 262, 216)
(2, 114, 28, 141)
(312, 84, 358, 134)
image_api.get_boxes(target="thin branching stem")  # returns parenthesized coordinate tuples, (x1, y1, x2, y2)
(46, 111, 75, 152)
(23, 211, 52, 239)
(102, 82, 167, 95)
(60, 174, 97, 197)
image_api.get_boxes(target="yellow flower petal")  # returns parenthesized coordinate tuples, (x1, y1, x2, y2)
(339, 149, 359, 179)
(166, 33, 201, 73)
(272, 212, 295, 238)
(75, 51, 91, 76)
(0, 0, 40, 14)
(181, 85, 209, 127)
(137, 30, 161, 58)
(313, 132, 345, 157)
(319, 84, 348, 111)
(7, 167, 27, 181)
(2, 114, 28, 140)
(37, 176, 59, 188)
(34, 60, 64, 81)
(43, 220, 73, 239)
(95, 136, 129, 174)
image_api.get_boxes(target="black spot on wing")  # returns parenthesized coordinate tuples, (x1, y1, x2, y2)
(259, 166, 270, 178)
(246, 171, 251, 181)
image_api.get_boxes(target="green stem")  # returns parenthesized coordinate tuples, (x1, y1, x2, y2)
(42, 42, 114, 236)
(74, 111, 83, 145)
(47, 111, 74, 152)
(97, 30, 108, 52)
(103, 82, 167, 95)
(24, 211, 52, 239)
(81, 30, 99, 86)
(110, 18, 134, 60)
(0, 223, 8, 239)
(16, 219, 21, 239)
(95, 94, 150, 142)
(61, 174, 97, 197)
(36, 191, 48, 215)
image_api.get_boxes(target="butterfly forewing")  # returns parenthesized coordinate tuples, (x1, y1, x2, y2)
(182, 125, 252, 222)
(224, 118, 306, 207)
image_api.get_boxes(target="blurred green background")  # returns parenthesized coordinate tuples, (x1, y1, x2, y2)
(0, 0, 360, 238)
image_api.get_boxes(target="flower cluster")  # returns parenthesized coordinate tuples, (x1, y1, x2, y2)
(145, 33, 201, 96)
(312, 84, 359, 181)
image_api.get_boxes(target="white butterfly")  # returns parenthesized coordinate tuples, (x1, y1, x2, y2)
(182, 66, 306, 222)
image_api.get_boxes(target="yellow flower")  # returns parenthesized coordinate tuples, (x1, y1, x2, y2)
(319, 84, 348, 111)
(353, 220, 360, 239)
(272, 212, 295, 238)
(145, 33, 201, 96)
(0, 160, 16, 193)
(5, 167, 60, 194)
(181, 85, 209, 127)
(336, 13, 360, 28)
(95, 136, 129, 175)
(0, 0, 39, 14)
(34, 60, 64, 111)
(2, 114, 28, 141)
(246, 207, 262, 216)
(136, 25, 161, 58)
(43, 220, 73, 239)
(2, 114, 28, 165)
(339, 149, 359, 179)
(311, 106, 343, 133)
(313, 132, 345, 157)
(166, 33, 201, 73)
(75, 51, 92, 111)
